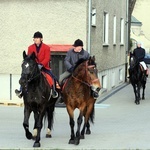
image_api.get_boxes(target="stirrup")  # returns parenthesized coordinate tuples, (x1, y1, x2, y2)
(52, 90, 58, 98)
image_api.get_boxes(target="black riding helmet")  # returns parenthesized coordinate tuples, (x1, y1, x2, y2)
(73, 39, 83, 47)
(33, 31, 43, 38)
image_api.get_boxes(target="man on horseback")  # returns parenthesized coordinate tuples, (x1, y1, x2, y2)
(133, 41, 148, 77)
(58, 39, 99, 103)
(15, 31, 58, 98)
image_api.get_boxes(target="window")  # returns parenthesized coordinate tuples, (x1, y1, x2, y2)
(92, 8, 96, 26)
(103, 12, 109, 45)
(119, 69, 123, 81)
(113, 15, 116, 45)
(120, 18, 124, 44)
(111, 71, 115, 88)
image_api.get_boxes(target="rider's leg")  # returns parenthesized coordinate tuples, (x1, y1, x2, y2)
(42, 68, 59, 98)
(140, 61, 148, 76)
(15, 86, 23, 98)
(90, 86, 99, 99)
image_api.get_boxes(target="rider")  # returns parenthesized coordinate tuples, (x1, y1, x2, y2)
(15, 31, 58, 98)
(133, 41, 148, 76)
(58, 39, 99, 102)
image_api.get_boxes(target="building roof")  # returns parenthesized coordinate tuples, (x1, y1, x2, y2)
(131, 16, 142, 26)
(48, 44, 73, 52)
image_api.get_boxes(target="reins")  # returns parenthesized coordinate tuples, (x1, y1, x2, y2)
(27, 65, 41, 82)
(71, 60, 99, 87)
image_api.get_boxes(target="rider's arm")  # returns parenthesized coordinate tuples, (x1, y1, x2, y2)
(40, 46, 50, 67)
(64, 50, 73, 71)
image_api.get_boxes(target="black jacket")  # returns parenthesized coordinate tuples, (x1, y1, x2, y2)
(133, 47, 145, 62)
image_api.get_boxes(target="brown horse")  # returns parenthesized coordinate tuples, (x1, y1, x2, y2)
(62, 56, 101, 145)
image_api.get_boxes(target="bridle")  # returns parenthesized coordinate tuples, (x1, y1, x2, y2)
(21, 62, 41, 83)
(72, 60, 99, 87)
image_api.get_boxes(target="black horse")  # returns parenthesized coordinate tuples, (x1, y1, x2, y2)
(129, 52, 147, 105)
(19, 51, 57, 147)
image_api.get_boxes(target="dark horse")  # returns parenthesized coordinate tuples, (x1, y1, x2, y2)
(129, 52, 147, 105)
(62, 56, 101, 145)
(19, 51, 57, 147)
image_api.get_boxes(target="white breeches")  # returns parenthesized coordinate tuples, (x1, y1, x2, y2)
(140, 61, 147, 70)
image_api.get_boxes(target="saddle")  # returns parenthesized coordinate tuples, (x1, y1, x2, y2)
(42, 72, 53, 87)
(42, 72, 61, 89)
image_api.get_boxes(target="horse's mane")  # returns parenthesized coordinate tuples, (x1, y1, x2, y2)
(73, 58, 88, 71)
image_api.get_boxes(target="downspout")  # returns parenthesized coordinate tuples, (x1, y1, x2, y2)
(125, 0, 129, 82)
(88, 0, 92, 54)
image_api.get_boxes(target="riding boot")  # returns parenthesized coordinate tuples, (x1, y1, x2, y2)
(146, 69, 149, 77)
(52, 82, 58, 98)
(15, 89, 23, 98)
(91, 90, 99, 99)
(57, 94, 64, 104)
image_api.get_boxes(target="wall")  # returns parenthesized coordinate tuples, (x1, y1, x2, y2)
(0, 0, 87, 74)
(90, 0, 127, 92)
(132, 0, 150, 51)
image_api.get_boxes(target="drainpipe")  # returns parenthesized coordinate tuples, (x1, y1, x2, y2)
(87, 0, 92, 54)
(125, 0, 129, 82)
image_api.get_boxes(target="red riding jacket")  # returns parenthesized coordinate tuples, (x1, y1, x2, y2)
(28, 43, 51, 70)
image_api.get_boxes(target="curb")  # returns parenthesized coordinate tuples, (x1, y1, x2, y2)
(97, 82, 129, 104)
(0, 101, 23, 107)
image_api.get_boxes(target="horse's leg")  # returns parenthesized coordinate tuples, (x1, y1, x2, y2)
(132, 84, 138, 104)
(80, 121, 86, 139)
(142, 81, 146, 100)
(66, 106, 75, 144)
(46, 102, 55, 138)
(23, 106, 32, 140)
(137, 83, 141, 104)
(75, 112, 83, 145)
(32, 111, 39, 140)
(85, 120, 91, 134)
(33, 110, 45, 147)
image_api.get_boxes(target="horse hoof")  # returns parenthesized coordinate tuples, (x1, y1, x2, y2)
(142, 97, 145, 100)
(86, 130, 91, 135)
(68, 139, 75, 144)
(74, 138, 80, 145)
(80, 134, 85, 139)
(46, 134, 52, 138)
(26, 132, 32, 140)
(135, 101, 140, 105)
(33, 142, 41, 147)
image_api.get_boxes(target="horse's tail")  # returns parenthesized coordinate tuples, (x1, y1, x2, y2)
(89, 106, 95, 124)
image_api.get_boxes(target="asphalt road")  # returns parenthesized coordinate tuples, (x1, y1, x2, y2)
(1, 77, 150, 149)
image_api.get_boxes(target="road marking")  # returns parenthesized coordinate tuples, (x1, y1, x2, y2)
(94, 104, 110, 108)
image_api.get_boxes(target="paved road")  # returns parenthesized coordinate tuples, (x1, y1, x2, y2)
(1, 78, 150, 149)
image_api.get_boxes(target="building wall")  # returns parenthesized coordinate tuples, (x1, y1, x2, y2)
(90, 0, 127, 92)
(0, 0, 127, 100)
(132, 0, 150, 52)
(0, 0, 87, 74)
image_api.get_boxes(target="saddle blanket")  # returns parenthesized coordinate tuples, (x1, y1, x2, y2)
(140, 61, 147, 70)
(42, 72, 53, 87)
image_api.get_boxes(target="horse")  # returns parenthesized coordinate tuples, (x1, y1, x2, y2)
(129, 52, 147, 105)
(62, 56, 101, 145)
(19, 51, 57, 147)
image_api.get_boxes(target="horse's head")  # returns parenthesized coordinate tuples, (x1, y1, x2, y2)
(73, 56, 101, 94)
(129, 52, 138, 69)
(87, 56, 101, 93)
(19, 51, 40, 88)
